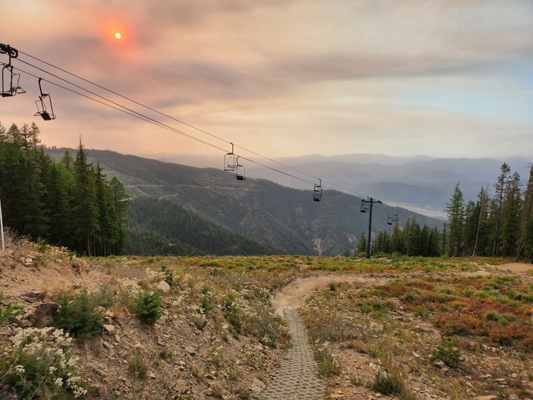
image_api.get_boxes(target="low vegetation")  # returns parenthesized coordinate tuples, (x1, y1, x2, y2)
(1, 235, 532, 399)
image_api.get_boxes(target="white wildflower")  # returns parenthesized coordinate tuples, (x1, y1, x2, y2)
(14, 364, 25, 375)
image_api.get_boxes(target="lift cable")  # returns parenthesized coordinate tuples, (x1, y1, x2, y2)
(18, 51, 323, 184)
(14, 65, 319, 186)
(9, 47, 375, 198)
(18, 50, 230, 148)
(13, 66, 229, 153)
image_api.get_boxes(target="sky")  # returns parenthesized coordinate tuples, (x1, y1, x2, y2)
(1, 0, 532, 164)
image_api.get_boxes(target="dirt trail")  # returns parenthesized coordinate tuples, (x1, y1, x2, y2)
(262, 263, 533, 399)
(273, 274, 387, 314)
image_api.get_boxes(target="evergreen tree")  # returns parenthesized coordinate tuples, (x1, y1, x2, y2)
(109, 177, 129, 254)
(47, 163, 74, 247)
(471, 187, 489, 257)
(516, 164, 533, 262)
(489, 163, 511, 256)
(445, 184, 465, 256)
(72, 141, 99, 255)
(357, 232, 367, 256)
(391, 223, 404, 254)
(499, 172, 522, 257)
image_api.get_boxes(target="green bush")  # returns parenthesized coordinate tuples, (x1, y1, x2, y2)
(161, 265, 174, 287)
(223, 295, 243, 335)
(372, 373, 403, 395)
(128, 351, 148, 380)
(433, 337, 462, 368)
(0, 291, 23, 326)
(53, 289, 104, 339)
(132, 290, 163, 325)
(315, 348, 341, 376)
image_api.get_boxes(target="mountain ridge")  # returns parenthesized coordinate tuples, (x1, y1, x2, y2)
(46, 148, 444, 256)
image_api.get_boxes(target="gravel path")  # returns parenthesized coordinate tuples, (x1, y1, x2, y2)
(258, 306, 325, 400)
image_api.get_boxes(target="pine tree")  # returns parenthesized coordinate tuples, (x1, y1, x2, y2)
(72, 141, 99, 255)
(47, 163, 74, 247)
(471, 187, 489, 257)
(357, 232, 367, 256)
(489, 163, 511, 256)
(391, 223, 404, 254)
(445, 184, 465, 256)
(499, 172, 522, 257)
(109, 177, 129, 254)
(516, 164, 533, 262)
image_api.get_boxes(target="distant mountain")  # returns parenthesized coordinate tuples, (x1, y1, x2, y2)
(46, 149, 444, 256)
(243, 154, 531, 218)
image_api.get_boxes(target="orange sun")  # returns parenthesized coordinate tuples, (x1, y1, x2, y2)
(114, 32, 122, 40)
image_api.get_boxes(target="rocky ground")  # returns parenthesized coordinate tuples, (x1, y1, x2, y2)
(1, 234, 533, 399)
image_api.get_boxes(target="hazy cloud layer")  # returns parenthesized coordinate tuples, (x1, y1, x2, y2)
(1, 0, 532, 161)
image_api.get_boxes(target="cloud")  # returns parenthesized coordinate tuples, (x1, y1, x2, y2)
(1, 0, 532, 160)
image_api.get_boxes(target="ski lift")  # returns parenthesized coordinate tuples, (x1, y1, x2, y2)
(224, 142, 236, 172)
(360, 198, 369, 213)
(1, 63, 25, 97)
(313, 179, 322, 202)
(387, 211, 399, 225)
(235, 157, 246, 181)
(0, 44, 24, 97)
(34, 78, 56, 121)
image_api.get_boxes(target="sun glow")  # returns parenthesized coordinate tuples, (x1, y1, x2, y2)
(114, 32, 122, 40)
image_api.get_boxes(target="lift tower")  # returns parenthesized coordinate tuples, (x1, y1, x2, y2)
(360, 197, 382, 259)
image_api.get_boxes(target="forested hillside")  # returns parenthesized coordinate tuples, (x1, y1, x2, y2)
(0, 123, 128, 256)
(46, 147, 443, 256)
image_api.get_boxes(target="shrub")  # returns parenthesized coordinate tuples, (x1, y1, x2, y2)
(53, 289, 104, 339)
(0, 327, 87, 399)
(0, 291, 23, 326)
(372, 373, 404, 395)
(370, 362, 405, 396)
(161, 265, 174, 287)
(223, 295, 243, 335)
(128, 351, 148, 379)
(132, 290, 163, 325)
(433, 337, 462, 368)
(315, 348, 341, 376)
(402, 291, 420, 302)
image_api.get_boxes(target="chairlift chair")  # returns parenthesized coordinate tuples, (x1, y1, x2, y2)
(1, 63, 25, 97)
(360, 199, 369, 213)
(224, 142, 236, 172)
(313, 179, 322, 202)
(387, 211, 399, 225)
(34, 78, 56, 121)
(0, 44, 24, 97)
(235, 157, 245, 181)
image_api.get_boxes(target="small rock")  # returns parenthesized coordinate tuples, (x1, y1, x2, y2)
(103, 324, 115, 334)
(102, 341, 114, 350)
(33, 303, 59, 328)
(157, 280, 171, 293)
(185, 346, 196, 356)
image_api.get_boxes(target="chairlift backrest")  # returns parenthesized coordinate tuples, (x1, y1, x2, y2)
(360, 199, 369, 213)
(313, 179, 322, 202)
(1, 64, 25, 97)
(35, 79, 56, 120)
(235, 157, 245, 180)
